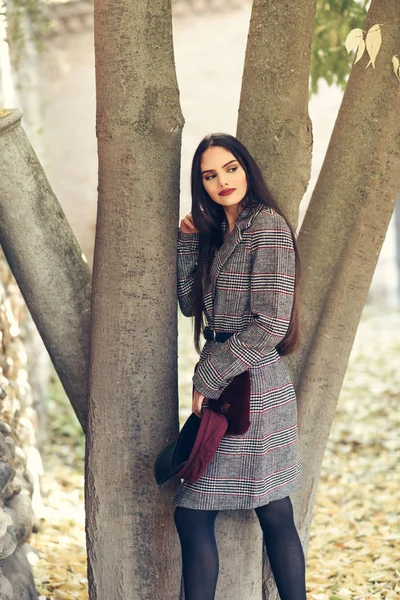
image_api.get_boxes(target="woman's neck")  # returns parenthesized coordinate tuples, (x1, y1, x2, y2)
(223, 202, 244, 231)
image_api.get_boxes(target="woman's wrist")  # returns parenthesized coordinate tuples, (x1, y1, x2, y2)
(178, 228, 200, 237)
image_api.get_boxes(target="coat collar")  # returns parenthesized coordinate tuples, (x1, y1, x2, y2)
(210, 202, 265, 288)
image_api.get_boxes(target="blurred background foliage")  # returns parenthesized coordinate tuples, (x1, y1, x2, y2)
(311, 0, 369, 94)
(1, 0, 46, 66)
(3, 0, 371, 95)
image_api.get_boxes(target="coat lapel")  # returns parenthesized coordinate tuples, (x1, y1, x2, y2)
(210, 203, 264, 290)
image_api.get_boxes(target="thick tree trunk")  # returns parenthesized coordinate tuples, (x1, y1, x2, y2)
(237, 2, 400, 599)
(237, 0, 317, 227)
(0, 109, 91, 433)
(214, 3, 317, 599)
(86, 1, 184, 599)
(284, 0, 400, 586)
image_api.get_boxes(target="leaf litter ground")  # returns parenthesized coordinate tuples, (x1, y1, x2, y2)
(30, 304, 400, 599)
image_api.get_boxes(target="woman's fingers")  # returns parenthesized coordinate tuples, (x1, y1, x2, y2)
(182, 217, 195, 230)
(180, 213, 199, 234)
(192, 388, 205, 418)
(185, 215, 195, 227)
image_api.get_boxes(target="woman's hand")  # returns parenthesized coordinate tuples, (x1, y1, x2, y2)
(192, 387, 205, 418)
(180, 212, 199, 234)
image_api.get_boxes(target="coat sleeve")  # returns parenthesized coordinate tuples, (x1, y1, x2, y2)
(177, 228, 200, 317)
(192, 211, 296, 399)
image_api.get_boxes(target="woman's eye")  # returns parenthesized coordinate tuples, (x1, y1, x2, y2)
(204, 167, 237, 181)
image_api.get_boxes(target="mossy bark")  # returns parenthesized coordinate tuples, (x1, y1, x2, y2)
(0, 110, 91, 434)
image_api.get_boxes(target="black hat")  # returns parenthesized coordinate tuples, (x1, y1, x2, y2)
(154, 409, 228, 487)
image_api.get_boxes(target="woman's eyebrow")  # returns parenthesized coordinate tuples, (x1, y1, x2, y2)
(201, 159, 237, 175)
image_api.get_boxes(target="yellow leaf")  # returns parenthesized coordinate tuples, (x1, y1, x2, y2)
(54, 590, 74, 600)
(334, 589, 352, 598)
(367, 571, 390, 582)
(365, 24, 382, 69)
(354, 39, 365, 64)
(345, 28, 364, 54)
(392, 56, 400, 82)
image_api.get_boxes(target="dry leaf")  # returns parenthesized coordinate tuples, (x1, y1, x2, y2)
(367, 571, 394, 582)
(54, 591, 74, 600)
(345, 28, 364, 54)
(365, 24, 382, 69)
(354, 39, 366, 64)
(392, 56, 400, 81)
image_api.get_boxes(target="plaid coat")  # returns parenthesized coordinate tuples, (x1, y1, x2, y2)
(173, 203, 302, 510)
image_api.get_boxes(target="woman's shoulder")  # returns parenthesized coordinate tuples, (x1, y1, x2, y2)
(248, 204, 291, 233)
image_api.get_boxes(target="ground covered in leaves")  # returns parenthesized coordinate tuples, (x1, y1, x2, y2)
(30, 304, 400, 600)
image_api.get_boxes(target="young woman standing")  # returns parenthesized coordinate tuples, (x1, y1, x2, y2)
(174, 133, 307, 600)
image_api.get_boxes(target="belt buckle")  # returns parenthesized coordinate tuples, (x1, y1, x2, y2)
(205, 326, 216, 342)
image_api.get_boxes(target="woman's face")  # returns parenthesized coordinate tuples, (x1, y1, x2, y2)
(200, 146, 247, 208)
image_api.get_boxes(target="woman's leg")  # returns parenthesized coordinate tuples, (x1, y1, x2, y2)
(174, 506, 219, 600)
(255, 496, 307, 600)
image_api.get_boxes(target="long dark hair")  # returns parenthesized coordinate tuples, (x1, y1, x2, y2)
(189, 133, 301, 356)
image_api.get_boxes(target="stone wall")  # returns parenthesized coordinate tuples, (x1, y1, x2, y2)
(0, 254, 42, 599)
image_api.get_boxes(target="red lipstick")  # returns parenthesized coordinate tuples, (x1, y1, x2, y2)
(218, 188, 236, 197)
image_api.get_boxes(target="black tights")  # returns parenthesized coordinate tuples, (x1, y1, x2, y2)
(174, 496, 307, 600)
(174, 506, 219, 600)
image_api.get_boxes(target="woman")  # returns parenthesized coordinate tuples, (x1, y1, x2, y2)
(174, 133, 306, 600)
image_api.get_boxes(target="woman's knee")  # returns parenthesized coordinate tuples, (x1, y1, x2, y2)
(174, 506, 218, 535)
(174, 506, 190, 532)
(255, 496, 294, 531)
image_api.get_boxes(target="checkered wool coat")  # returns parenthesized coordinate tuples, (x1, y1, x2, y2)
(173, 202, 302, 510)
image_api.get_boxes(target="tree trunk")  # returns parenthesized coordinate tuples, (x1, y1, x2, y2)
(237, 0, 317, 227)
(86, 0, 184, 598)
(214, 3, 317, 599)
(237, 1, 400, 599)
(0, 109, 91, 433)
(284, 0, 400, 589)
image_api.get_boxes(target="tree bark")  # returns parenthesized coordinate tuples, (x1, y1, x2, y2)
(237, 0, 317, 227)
(0, 109, 91, 433)
(285, 0, 400, 582)
(86, 1, 184, 598)
(217, 3, 317, 599)
(237, 2, 400, 599)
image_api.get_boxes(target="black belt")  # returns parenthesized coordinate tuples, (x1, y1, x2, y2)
(203, 327, 234, 343)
